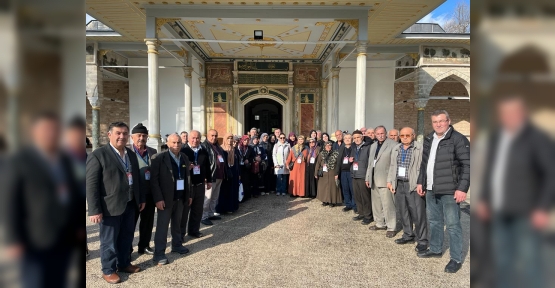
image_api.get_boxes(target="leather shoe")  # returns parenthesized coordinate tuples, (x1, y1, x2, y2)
(138, 246, 154, 255)
(171, 246, 190, 255)
(417, 249, 443, 258)
(118, 264, 141, 273)
(369, 225, 387, 230)
(361, 218, 372, 225)
(329, 204, 336, 207)
(385, 231, 398, 238)
(444, 259, 462, 273)
(395, 238, 415, 244)
(415, 244, 428, 252)
(201, 219, 213, 225)
(352, 215, 364, 221)
(208, 216, 222, 220)
(342, 207, 353, 212)
(189, 232, 204, 238)
(322, 202, 329, 206)
(102, 273, 121, 284)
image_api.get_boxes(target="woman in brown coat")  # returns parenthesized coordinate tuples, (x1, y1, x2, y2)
(314, 141, 342, 206)
(304, 137, 320, 198)
(286, 135, 308, 197)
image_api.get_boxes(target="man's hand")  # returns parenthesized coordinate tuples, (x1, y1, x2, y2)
(365, 181, 370, 188)
(335, 175, 338, 180)
(416, 184, 425, 197)
(188, 198, 193, 206)
(189, 164, 194, 170)
(387, 182, 395, 194)
(454, 190, 467, 203)
(89, 213, 103, 224)
(531, 210, 550, 230)
(349, 157, 354, 163)
(139, 203, 145, 212)
(315, 175, 318, 179)
(244, 159, 249, 164)
(206, 182, 212, 190)
(6, 244, 23, 260)
(155, 200, 165, 211)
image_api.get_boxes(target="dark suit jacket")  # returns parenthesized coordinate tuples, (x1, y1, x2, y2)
(181, 145, 212, 185)
(150, 151, 191, 209)
(86, 144, 144, 217)
(481, 123, 555, 215)
(3, 147, 81, 250)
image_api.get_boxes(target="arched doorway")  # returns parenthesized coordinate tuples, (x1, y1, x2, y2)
(244, 98, 282, 134)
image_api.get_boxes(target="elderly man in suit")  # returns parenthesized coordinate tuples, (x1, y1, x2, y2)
(365, 125, 398, 238)
(130, 123, 157, 256)
(151, 133, 192, 265)
(87, 122, 145, 284)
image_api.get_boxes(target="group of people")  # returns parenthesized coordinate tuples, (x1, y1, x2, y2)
(86, 109, 470, 284)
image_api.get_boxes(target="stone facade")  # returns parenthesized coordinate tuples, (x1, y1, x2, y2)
(86, 80, 130, 145)
(394, 79, 470, 138)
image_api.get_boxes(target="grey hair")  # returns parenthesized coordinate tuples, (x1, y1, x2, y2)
(400, 127, 416, 135)
(374, 125, 387, 133)
(431, 109, 450, 119)
(316, 130, 322, 133)
(167, 133, 182, 142)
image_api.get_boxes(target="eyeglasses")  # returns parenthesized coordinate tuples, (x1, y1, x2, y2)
(399, 134, 412, 138)
(279, 137, 286, 139)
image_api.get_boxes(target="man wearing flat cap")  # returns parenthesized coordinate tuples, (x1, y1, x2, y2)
(130, 123, 157, 255)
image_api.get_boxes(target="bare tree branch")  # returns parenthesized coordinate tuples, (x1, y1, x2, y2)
(443, 0, 470, 33)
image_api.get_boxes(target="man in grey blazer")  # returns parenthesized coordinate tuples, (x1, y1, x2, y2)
(86, 122, 145, 284)
(387, 127, 428, 252)
(150, 133, 192, 265)
(365, 126, 398, 238)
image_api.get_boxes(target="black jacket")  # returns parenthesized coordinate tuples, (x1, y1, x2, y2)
(150, 151, 191, 208)
(349, 141, 371, 179)
(417, 126, 470, 195)
(480, 123, 555, 214)
(201, 139, 226, 181)
(181, 144, 212, 185)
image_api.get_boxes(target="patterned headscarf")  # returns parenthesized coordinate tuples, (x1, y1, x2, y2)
(287, 132, 297, 147)
(320, 142, 339, 170)
(222, 132, 235, 166)
(294, 135, 305, 154)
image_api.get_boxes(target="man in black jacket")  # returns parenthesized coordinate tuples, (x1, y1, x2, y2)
(150, 134, 191, 265)
(200, 129, 227, 225)
(416, 110, 470, 274)
(86, 122, 145, 284)
(181, 130, 212, 240)
(349, 130, 373, 225)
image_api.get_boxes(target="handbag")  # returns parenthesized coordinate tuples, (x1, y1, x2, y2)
(317, 169, 324, 178)
(288, 161, 294, 171)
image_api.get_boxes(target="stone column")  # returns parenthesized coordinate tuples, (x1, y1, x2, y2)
(321, 78, 329, 132)
(354, 41, 367, 129)
(183, 66, 193, 132)
(145, 39, 162, 151)
(86, 64, 103, 150)
(287, 86, 294, 134)
(415, 99, 428, 143)
(199, 77, 206, 136)
(233, 84, 240, 135)
(330, 67, 341, 133)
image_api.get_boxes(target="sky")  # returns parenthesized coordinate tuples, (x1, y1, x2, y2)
(87, 0, 470, 27)
(417, 0, 470, 28)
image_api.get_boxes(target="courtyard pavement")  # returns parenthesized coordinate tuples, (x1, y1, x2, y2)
(86, 195, 470, 287)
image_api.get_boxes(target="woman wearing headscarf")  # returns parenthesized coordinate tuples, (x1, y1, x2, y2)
(314, 141, 342, 206)
(272, 133, 291, 196)
(285, 135, 307, 197)
(216, 133, 240, 214)
(305, 137, 320, 198)
(287, 132, 297, 147)
(237, 135, 255, 201)
(259, 133, 272, 194)
(250, 135, 267, 197)
(267, 134, 278, 193)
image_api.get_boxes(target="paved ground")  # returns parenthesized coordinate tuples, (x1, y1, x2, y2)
(86, 195, 470, 287)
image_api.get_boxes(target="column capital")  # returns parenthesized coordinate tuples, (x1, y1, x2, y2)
(356, 41, 367, 55)
(144, 39, 161, 54)
(183, 66, 193, 78)
(199, 77, 206, 88)
(415, 98, 428, 110)
(331, 67, 341, 78)
(321, 78, 329, 88)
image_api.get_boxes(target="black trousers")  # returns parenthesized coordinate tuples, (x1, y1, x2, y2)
(99, 201, 136, 275)
(154, 199, 184, 259)
(134, 193, 155, 249)
(352, 178, 373, 219)
(181, 183, 205, 237)
(395, 180, 428, 245)
(22, 244, 72, 288)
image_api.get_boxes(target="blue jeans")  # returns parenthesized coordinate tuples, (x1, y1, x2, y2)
(99, 201, 136, 275)
(425, 190, 463, 263)
(492, 215, 544, 288)
(341, 171, 356, 209)
(276, 174, 288, 193)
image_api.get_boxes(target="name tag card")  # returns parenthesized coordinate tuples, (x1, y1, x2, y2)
(126, 172, 133, 185)
(177, 179, 185, 190)
(398, 167, 406, 177)
(323, 164, 328, 172)
(343, 157, 349, 164)
(193, 165, 201, 175)
(144, 170, 150, 180)
(310, 157, 315, 164)
(218, 155, 224, 163)
(296, 157, 302, 163)
(353, 162, 359, 171)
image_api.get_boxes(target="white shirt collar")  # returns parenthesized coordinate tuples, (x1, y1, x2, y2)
(433, 127, 452, 140)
